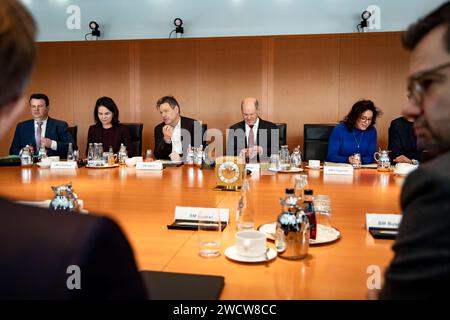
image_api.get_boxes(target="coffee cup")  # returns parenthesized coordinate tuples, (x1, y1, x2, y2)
(48, 156, 60, 162)
(133, 156, 144, 163)
(395, 163, 418, 176)
(308, 160, 320, 168)
(235, 230, 266, 257)
(125, 158, 136, 167)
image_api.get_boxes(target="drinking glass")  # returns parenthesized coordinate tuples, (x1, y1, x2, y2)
(314, 195, 332, 227)
(198, 210, 222, 257)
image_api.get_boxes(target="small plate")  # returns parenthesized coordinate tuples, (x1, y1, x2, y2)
(86, 164, 119, 169)
(305, 165, 323, 170)
(258, 222, 341, 245)
(225, 246, 277, 263)
(268, 167, 304, 173)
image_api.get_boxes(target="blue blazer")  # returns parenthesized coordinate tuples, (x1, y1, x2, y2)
(9, 118, 76, 158)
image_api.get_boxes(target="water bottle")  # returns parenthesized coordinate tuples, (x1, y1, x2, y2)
(67, 143, 74, 161)
(185, 144, 194, 165)
(118, 143, 128, 165)
(87, 143, 94, 166)
(37, 145, 47, 161)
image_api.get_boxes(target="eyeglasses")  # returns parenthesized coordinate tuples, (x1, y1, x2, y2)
(30, 105, 46, 109)
(359, 116, 373, 123)
(407, 61, 450, 106)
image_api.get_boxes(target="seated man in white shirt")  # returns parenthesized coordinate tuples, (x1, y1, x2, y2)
(9, 93, 75, 158)
(153, 96, 201, 160)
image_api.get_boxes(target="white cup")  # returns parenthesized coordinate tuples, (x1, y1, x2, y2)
(395, 163, 418, 175)
(48, 156, 60, 162)
(235, 230, 266, 257)
(125, 158, 136, 167)
(133, 156, 144, 163)
(41, 158, 53, 166)
(308, 160, 320, 168)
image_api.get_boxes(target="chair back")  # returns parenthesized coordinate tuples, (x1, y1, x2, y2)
(275, 123, 287, 147)
(303, 124, 336, 161)
(122, 123, 144, 157)
(66, 125, 78, 146)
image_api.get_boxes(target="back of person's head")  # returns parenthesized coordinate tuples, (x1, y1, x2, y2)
(0, 0, 36, 108)
(29, 93, 50, 107)
(94, 96, 120, 126)
(156, 96, 180, 111)
(402, 1, 450, 51)
(342, 99, 382, 131)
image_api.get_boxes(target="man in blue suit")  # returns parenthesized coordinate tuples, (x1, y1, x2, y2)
(9, 93, 75, 157)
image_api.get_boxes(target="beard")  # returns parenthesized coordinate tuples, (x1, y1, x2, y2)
(414, 115, 450, 157)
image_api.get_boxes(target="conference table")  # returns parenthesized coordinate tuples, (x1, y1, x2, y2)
(0, 163, 404, 299)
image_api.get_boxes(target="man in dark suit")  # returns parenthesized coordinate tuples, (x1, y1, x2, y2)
(9, 93, 75, 158)
(154, 95, 202, 160)
(0, 0, 146, 299)
(376, 2, 450, 299)
(227, 97, 279, 162)
(388, 116, 423, 164)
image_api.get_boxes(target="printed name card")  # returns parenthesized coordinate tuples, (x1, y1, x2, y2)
(245, 164, 260, 174)
(174, 206, 230, 223)
(365, 213, 402, 231)
(324, 165, 354, 175)
(50, 161, 77, 169)
(136, 161, 163, 170)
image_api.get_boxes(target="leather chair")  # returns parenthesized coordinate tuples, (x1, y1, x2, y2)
(275, 123, 287, 147)
(202, 123, 208, 147)
(303, 124, 336, 161)
(122, 123, 143, 157)
(66, 125, 78, 147)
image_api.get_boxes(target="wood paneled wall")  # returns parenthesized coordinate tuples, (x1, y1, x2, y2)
(0, 32, 410, 157)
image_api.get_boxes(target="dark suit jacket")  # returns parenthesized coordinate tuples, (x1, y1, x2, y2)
(388, 117, 422, 162)
(226, 118, 279, 161)
(9, 117, 76, 158)
(380, 151, 450, 299)
(0, 197, 147, 299)
(154, 116, 202, 160)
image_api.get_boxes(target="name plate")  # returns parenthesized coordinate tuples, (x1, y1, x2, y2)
(245, 164, 260, 174)
(50, 161, 77, 169)
(136, 162, 163, 170)
(324, 165, 354, 175)
(175, 206, 229, 223)
(365, 213, 402, 231)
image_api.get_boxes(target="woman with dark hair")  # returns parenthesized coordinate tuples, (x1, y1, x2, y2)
(327, 100, 382, 165)
(86, 97, 131, 157)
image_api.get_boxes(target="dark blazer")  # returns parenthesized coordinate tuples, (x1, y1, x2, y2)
(0, 197, 147, 299)
(154, 116, 202, 160)
(388, 117, 422, 162)
(226, 118, 279, 161)
(9, 117, 75, 158)
(380, 151, 450, 299)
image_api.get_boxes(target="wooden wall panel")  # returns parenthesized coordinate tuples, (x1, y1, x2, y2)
(197, 38, 265, 152)
(0, 32, 409, 158)
(0, 43, 73, 155)
(272, 36, 341, 148)
(339, 33, 410, 149)
(136, 40, 198, 152)
(71, 41, 133, 155)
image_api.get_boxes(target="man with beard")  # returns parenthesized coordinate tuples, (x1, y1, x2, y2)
(377, 1, 450, 299)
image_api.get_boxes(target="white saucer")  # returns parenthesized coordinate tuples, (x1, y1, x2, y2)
(258, 222, 341, 245)
(225, 246, 277, 263)
(86, 164, 119, 169)
(305, 165, 323, 170)
(268, 167, 303, 173)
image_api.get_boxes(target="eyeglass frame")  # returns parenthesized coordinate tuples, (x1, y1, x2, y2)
(407, 61, 450, 106)
(358, 115, 373, 123)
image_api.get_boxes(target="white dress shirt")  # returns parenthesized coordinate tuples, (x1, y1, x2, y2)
(35, 118, 57, 150)
(245, 117, 259, 147)
(171, 118, 183, 154)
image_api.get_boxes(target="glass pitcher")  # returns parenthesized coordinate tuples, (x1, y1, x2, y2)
(49, 182, 80, 213)
(290, 146, 302, 167)
(19, 145, 33, 167)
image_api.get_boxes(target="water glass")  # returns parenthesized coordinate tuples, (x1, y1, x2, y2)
(352, 153, 361, 169)
(314, 195, 332, 226)
(270, 154, 281, 171)
(198, 210, 222, 257)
